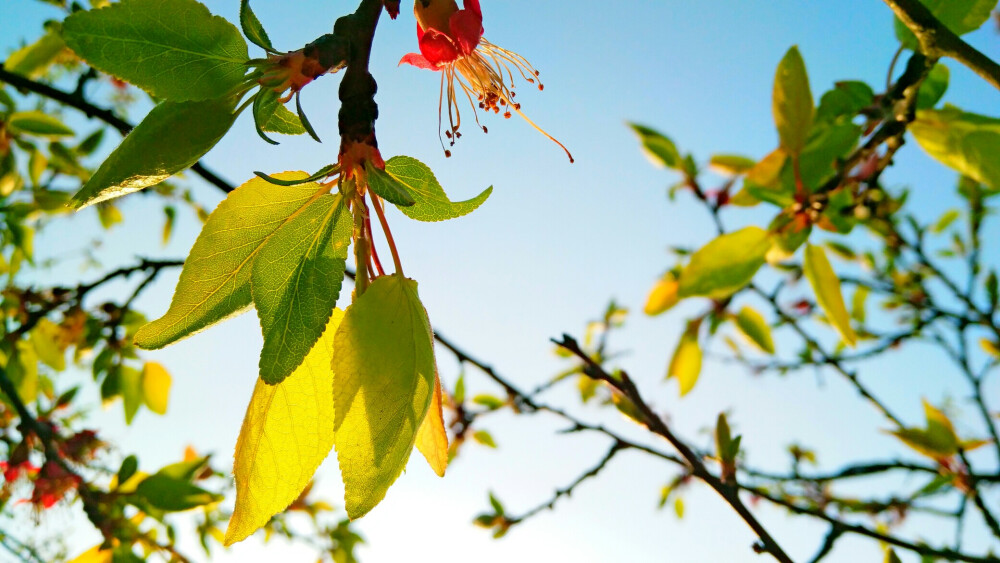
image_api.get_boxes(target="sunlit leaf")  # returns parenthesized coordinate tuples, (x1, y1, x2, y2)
(383, 156, 492, 222)
(136, 173, 329, 350)
(734, 306, 775, 354)
(240, 0, 274, 52)
(803, 243, 856, 346)
(4, 29, 66, 79)
(141, 362, 171, 415)
(910, 108, 1000, 190)
(120, 366, 142, 424)
(225, 312, 342, 546)
(7, 111, 74, 138)
(416, 373, 449, 477)
(629, 123, 681, 169)
(917, 64, 950, 109)
(473, 430, 497, 449)
(678, 227, 771, 299)
(668, 325, 702, 396)
(644, 273, 680, 316)
(333, 275, 436, 519)
(709, 155, 756, 176)
(772, 46, 814, 156)
(63, 0, 249, 101)
(30, 318, 65, 371)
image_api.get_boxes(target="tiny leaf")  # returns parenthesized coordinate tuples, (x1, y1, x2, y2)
(734, 306, 775, 354)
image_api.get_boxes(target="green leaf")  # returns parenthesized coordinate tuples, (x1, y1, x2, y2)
(254, 164, 337, 186)
(816, 81, 874, 123)
(629, 123, 681, 169)
(667, 325, 702, 396)
(4, 29, 66, 79)
(803, 243, 856, 346)
(885, 549, 903, 563)
(894, 0, 998, 49)
(135, 172, 330, 350)
(382, 156, 492, 222)
(798, 121, 861, 189)
(917, 64, 950, 109)
(226, 312, 342, 546)
(678, 227, 771, 299)
(473, 430, 497, 449)
(117, 456, 139, 485)
(120, 366, 142, 424)
(134, 472, 221, 512)
(333, 275, 436, 519)
(252, 194, 351, 385)
(72, 98, 236, 209)
(851, 286, 869, 323)
(30, 319, 65, 371)
(62, 0, 249, 101)
(366, 162, 416, 207)
(910, 107, 1000, 190)
(240, 0, 274, 52)
(709, 155, 756, 176)
(255, 89, 306, 135)
(6, 111, 74, 138)
(772, 46, 814, 156)
(734, 306, 775, 354)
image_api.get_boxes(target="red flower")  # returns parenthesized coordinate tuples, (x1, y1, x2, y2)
(400, 0, 572, 162)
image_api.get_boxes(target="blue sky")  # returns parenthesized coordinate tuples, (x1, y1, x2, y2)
(3, 1, 1000, 561)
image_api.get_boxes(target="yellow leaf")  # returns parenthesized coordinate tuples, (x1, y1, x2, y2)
(141, 362, 172, 415)
(333, 275, 436, 520)
(416, 372, 449, 477)
(644, 273, 680, 316)
(803, 243, 856, 347)
(980, 338, 1000, 358)
(668, 327, 702, 396)
(224, 311, 343, 546)
(68, 545, 113, 563)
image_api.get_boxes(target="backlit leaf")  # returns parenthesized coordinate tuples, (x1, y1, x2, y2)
(773, 46, 814, 155)
(644, 273, 679, 316)
(894, 0, 997, 49)
(255, 89, 306, 136)
(709, 154, 756, 175)
(416, 373, 449, 477)
(73, 98, 237, 208)
(910, 108, 1000, 190)
(135, 472, 221, 512)
(225, 312, 343, 546)
(7, 111, 74, 138)
(366, 162, 416, 207)
(333, 275, 436, 519)
(629, 123, 681, 169)
(30, 318, 65, 371)
(135, 172, 329, 349)
(734, 306, 775, 354)
(803, 244, 856, 346)
(917, 64, 950, 109)
(141, 362, 171, 415)
(473, 430, 497, 449)
(383, 156, 492, 222)
(240, 0, 274, 52)
(63, 0, 249, 101)
(121, 366, 142, 424)
(4, 29, 66, 79)
(252, 194, 351, 385)
(678, 227, 771, 299)
(668, 325, 702, 396)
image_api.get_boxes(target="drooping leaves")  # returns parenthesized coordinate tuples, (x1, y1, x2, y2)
(135, 172, 329, 349)
(253, 89, 306, 139)
(63, 0, 249, 101)
(677, 227, 771, 299)
(667, 324, 702, 396)
(252, 195, 351, 385)
(382, 156, 492, 222)
(803, 243, 856, 346)
(734, 306, 775, 354)
(772, 46, 814, 156)
(415, 373, 449, 477)
(365, 162, 416, 207)
(333, 275, 436, 519)
(910, 108, 1000, 190)
(225, 312, 343, 546)
(72, 98, 237, 208)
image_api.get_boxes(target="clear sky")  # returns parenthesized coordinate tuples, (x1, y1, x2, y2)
(3, 1, 1000, 562)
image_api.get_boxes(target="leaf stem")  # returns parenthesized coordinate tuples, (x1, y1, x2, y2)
(369, 194, 404, 276)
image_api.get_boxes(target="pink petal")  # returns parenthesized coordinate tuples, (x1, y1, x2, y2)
(419, 28, 460, 65)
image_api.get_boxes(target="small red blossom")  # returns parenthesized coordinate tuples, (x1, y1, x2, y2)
(60, 430, 103, 463)
(29, 462, 81, 510)
(400, 0, 572, 162)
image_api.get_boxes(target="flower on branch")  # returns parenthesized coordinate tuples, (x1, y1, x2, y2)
(400, 0, 573, 162)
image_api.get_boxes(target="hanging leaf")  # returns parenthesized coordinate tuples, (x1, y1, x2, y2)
(629, 123, 681, 169)
(141, 362, 171, 415)
(667, 324, 702, 396)
(333, 275, 436, 519)
(678, 227, 771, 299)
(734, 306, 775, 354)
(803, 244, 856, 346)
(63, 0, 249, 101)
(252, 195, 351, 385)
(73, 98, 237, 208)
(644, 273, 680, 316)
(415, 373, 449, 477)
(910, 108, 1000, 190)
(225, 312, 342, 546)
(135, 173, 330, 349)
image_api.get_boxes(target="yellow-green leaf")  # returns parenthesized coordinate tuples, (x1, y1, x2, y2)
(333, 275, 436, 519)
(910, 108, 1000, 190)
(4, 30, 67, 79)
(644, 273, 680, 316)
(734, 306, 775, 354)
(629, 123, 681, 169)
(67, 545, 112, 563)
(416, 373, 449, 477)
(678, 227, 771, 300)
(773, 46, 814, 156)
(225, 311, 343, 545)
(709, 154, 756, 176)
(7, 111, 75, 138)
(135, 173, 329, 350)
(141, 362, 171, 415)
(120, 366, 142, 424)
(668, 326, 702, 396)
(803, 243, 856, 346)
(30, 318, 65, 371)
